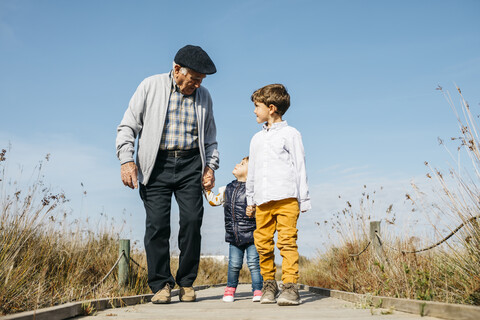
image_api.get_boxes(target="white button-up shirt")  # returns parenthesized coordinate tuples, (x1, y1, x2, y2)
(246, 121, 311, 212)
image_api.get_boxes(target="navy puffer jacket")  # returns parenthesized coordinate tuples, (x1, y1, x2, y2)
(224, 180, 256, 246)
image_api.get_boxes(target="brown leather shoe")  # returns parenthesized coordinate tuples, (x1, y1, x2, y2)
(179, 286, 196, 302)
(152, 284, 171, 304)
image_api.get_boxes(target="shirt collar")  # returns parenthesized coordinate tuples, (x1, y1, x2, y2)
(262, 120, 288, 132)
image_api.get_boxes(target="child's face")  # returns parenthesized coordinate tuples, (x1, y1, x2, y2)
(232, 159, 248, 180)
(253, 101, 271, 124)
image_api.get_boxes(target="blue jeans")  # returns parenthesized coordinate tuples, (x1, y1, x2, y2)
(227, 243, 263, 291)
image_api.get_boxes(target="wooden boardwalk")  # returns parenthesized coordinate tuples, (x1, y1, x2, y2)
(75, 284, 442, 320)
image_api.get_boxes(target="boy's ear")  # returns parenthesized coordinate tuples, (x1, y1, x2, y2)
(268, 104, 278, 114)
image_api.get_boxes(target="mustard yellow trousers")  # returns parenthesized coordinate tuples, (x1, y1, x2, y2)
(254, 198, 300, 284)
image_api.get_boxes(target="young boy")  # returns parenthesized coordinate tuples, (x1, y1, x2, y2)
(246, 84, 311, 306)
(205, 157, 263, 302)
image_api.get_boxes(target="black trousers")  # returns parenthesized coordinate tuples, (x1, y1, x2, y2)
(139, 152, 204, 293)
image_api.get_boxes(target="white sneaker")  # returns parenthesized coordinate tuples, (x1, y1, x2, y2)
(252, 290, 262, 302)
(223, 286, 235, 302)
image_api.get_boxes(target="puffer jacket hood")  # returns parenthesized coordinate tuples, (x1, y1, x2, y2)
(224, 180, 256, 246)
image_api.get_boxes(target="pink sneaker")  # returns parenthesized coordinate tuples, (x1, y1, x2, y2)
(252, 290, 262, 302)
(223, 286, 236, 302)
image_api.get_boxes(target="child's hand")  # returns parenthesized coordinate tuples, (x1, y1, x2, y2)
(246, 205, 256, 217)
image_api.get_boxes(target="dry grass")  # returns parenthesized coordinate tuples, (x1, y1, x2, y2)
(0, 151, 147, 314)
(0, 150, 249, 315)
(300, 231, 480, 304)
(300, 87, 480, 305)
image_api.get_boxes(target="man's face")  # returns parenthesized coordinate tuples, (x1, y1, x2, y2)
(173, 65, 206, 95)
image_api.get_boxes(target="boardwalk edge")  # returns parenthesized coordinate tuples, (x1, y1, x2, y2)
(0, 283, 227, 320)
(298, 284, 480, 320)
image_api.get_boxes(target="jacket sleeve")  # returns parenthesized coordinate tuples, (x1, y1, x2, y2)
(290, 130, 311, 212)
(204, 186, 226, 206)
(116, 80, 146, 164)
(203, 92, 219, 170)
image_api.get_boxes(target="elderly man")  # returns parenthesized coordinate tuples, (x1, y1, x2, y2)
(116, 45, 219, 304)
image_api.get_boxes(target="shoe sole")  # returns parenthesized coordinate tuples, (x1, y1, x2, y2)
(152, 299, 171, 304)
(260, 298, 276, 304)
(277, 297, 300, 306)
(179, 292, 196, 302)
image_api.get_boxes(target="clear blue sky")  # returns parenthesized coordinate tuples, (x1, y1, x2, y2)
(1, 0, 479, 257)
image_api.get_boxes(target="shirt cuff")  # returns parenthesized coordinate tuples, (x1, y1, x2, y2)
(246, 196, 254, 206)
(299, 199, 311, 212)
(118, 150, 134, 165)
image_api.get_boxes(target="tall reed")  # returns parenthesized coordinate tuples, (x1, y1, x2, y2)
(300, 87, 480, 305)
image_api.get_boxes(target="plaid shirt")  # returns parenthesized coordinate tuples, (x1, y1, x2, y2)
(159, 72, 199, 150)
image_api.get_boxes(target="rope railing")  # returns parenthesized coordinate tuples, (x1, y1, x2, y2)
(376, 215, 479, 254)
(77, 249, 147, 300)
(78, 251, 126, 300)
(345, 215, 479, 258)
(348, 241, 371, 257)
(129, 255, 147, 270)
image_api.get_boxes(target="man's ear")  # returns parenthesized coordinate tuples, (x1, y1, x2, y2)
(173, 64, 181, 74)
(268, 104, 278, 115)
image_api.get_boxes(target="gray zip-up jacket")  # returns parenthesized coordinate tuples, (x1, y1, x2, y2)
(116, 72, 219, 185)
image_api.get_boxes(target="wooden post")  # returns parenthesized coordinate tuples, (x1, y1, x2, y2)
(118, 239, 130, 287)
(370, 221, 385, 263)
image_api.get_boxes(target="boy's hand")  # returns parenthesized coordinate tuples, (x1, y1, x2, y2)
(246, 205, 256, 217)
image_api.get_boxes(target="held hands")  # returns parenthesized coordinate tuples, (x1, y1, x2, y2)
(202, 166, 215, 191)
(121, 162, 138, 189)
(246, 205, 256, 218)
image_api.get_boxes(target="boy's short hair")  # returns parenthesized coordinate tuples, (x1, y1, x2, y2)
(251, 84, 290, 116)
(243, 156, 249, 162)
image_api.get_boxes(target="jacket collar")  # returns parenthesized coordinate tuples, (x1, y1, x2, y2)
(232, 179, 246, 185)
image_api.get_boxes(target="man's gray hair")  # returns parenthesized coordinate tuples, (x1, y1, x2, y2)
(173, 62, 188, 75)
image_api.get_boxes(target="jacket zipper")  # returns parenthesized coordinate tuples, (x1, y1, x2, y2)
(231, 183, 240, 244)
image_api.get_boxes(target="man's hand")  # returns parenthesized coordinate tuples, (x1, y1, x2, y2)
(121, 162, 138, 189)
(202, 166, 215, 191)
(246, 205, 256, 218)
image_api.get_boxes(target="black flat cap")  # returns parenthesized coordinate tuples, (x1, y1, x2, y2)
(174, 45, 217, 75)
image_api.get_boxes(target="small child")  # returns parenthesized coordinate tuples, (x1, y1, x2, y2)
(246, 84, 311, 306)
(205, 156, 263, 302)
